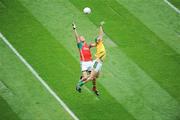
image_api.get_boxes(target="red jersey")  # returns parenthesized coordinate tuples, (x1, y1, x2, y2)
(77, 42, 92, 61)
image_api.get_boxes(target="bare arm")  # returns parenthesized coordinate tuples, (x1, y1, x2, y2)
(89, 43, 96, 48)
(98, 21, 105, 40)
(72, 23, 80, 43)
(99, 26, 103, 37)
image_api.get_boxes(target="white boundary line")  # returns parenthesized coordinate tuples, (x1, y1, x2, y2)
(0, 32, 79, 120)
(164, 0, 180, 14)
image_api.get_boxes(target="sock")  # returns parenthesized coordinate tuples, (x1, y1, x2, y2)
(79, 81, 85, 87)
(92, 79, 97, 91)
(78, 76, 86, 84)
(78, 76, 81, 83)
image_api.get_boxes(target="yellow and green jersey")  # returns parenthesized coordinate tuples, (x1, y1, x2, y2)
(95, 39, 106, 61)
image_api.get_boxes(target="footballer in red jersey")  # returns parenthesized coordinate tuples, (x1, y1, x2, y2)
(72, 23, 94, 93)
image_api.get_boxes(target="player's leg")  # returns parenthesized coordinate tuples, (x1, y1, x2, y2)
(76, 62, 87, 92)
(91, 71, 101, 96)
(91, 60, 102, 95)
(77, 69, 100, 96)
(78, 60, 100, 87)
(82, 70, 100, 96)
(77, 60, 102, 95)
(78, 61, 92, 84)
(92, 71, 99, 91)
(82, 61, 92, 78)
(78, 71, 86, 87)
(78, 69, 97, 86)
(76, 70, 89, 92)
(82, 71, 88, 79)
(76, 61, 92, 93)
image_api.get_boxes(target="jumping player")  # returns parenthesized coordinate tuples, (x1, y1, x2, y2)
(72, 22, 94, 92)
(76, 21, 106, 96)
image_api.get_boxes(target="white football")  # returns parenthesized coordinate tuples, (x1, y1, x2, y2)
(83, 7, 91, 14)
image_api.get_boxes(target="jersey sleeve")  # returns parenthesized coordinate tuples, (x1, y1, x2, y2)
(77, 42, 83, 50)
(94, 37, 98, 43)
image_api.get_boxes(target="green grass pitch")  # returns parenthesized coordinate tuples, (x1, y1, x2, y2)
(169, 0, 180, 9)
(0, 0, 180, 120)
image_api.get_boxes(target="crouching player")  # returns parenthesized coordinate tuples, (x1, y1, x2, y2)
(72, 22, 94, 93)
(76, 22, 106, 96)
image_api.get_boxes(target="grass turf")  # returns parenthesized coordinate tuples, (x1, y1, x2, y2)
(169, 0, 180, 9)
(69, 0, 180, 103)
(19, 0, 180, 119)
(0, 0, 180, 120)
(0, 0, 135, 120)
(116, 0, 180, 54)
(0, 96, 20, 120)
(0, 37, 73, 120)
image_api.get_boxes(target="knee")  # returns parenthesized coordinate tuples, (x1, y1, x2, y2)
(89, 76, 96, 81)
(82, 74, 88, 79)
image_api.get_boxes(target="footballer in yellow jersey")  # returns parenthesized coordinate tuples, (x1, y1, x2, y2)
(95, 37, 106, 61)
(92, 22, 106, 73)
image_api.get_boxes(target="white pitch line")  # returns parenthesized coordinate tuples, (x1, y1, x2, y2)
(164, 0, 180, 14)
(0, 32, 79, 120)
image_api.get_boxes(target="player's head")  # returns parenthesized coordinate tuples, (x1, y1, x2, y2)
(79, 36, 85, 42)
(95, 36, 100, 43)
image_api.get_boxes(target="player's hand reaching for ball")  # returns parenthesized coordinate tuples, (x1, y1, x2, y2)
(100, 21, 105, 26)
(72, 22, 76, 30)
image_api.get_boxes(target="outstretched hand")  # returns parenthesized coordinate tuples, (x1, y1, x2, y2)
(100, 21, 105, 26)
(72, 22, 76, 30)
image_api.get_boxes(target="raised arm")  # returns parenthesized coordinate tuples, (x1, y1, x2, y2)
(72, 22, 80, 43)
(97, 21, 105, 40)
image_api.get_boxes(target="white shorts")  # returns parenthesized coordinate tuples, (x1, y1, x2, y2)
(80, 61, 93, 72)
(92, 59, 103, 72)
